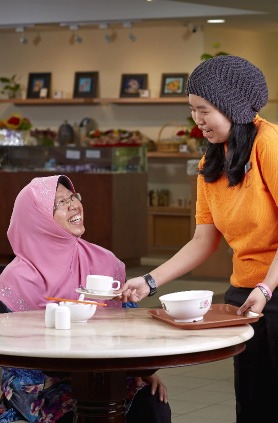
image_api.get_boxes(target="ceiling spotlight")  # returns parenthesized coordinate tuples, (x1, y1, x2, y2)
(128, 32, 137, 42)
(20, 36, 28, 44)
(104, 33, 113, 43)
(16, 27, 28, 44)
(187, 22, 199, 34)
(74, 34, 83, 44)
(68, 24, 83, 44)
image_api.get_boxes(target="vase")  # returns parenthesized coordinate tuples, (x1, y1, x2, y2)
(58, 120, 75, 146)
(20, 130, 31, 145)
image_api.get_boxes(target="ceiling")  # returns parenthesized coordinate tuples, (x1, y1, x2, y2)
(0, 0, 278, 33)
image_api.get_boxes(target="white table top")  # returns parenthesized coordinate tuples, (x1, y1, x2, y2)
(0, 308, 254, 359)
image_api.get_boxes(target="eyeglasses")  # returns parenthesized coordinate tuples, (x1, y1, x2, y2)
(53, 193, 82, 211)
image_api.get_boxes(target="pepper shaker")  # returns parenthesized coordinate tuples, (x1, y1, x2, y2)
(45, 303, 58, 328)
(55, 305, 71, 330)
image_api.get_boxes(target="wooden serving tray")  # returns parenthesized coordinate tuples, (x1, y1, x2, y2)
(148, 304, 263, 330)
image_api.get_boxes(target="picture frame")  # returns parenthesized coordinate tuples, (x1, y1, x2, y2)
(27, 72, 52, 99)
(120, 73, 148, 98)
(160, 73, 188, 97)
(73, 71, 99, 98)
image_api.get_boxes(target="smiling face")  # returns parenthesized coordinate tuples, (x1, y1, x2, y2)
(189, 94, 232, 144)
(53, 183, 85, 237)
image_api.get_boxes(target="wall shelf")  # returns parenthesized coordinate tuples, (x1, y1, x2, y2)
(0, 98, 102, 106)
(1, 97, 277, 107)
(0, 97, 189, 106)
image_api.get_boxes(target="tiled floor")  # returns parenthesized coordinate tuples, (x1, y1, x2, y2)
(158, 360, 235, 423)
(126, 254, 235, 423)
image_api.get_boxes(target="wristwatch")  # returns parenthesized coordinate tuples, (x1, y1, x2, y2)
(142, 273, 157, 297)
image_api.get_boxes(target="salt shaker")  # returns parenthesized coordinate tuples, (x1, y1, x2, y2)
(55, 305, 71, 330)
(45, 303, 58, 328)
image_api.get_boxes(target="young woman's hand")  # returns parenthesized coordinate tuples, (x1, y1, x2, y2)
(115, 276, 150, 302)
(237, 287, 267, 315)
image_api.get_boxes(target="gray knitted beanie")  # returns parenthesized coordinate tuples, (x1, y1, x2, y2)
(186, 55, 268, 124)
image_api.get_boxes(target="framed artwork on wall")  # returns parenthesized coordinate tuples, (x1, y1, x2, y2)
(27, 72, 52, 99)
(120, 73, 148, 97)
(160, 73, 188, 97)
(73, 71, 99, 98)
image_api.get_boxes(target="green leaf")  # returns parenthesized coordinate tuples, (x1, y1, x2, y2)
(215, 51, 229, 56)
(200, 53, 213, 61)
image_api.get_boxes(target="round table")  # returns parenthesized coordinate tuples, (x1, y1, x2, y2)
(0, 307, 254, 422)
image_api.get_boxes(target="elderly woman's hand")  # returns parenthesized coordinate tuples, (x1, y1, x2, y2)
(134, 374, 168, 403)
(115, 276, 150, 302)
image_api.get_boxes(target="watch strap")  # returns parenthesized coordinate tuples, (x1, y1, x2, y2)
(142, 273, 157, 297)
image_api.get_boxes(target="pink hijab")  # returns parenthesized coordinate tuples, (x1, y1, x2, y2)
(0, 175, 125, 311)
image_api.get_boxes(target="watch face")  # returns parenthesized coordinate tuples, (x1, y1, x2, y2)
(148, 279, 156, 288)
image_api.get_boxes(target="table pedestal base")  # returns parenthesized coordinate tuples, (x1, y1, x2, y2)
(72, 371, 127, 422)
(74, 400, 126, 422)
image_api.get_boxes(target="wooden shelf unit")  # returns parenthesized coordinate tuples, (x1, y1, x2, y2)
(147, 151, 201, 159)
(148, 206, 191, 254)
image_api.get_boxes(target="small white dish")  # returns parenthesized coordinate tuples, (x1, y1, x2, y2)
(75, 288, 121, 300)
(59, 301, 97, 322)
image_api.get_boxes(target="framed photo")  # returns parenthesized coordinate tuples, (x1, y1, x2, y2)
(120, 74, 148, 98)
(73, 71, 99, 98)
(27, 73, 52, 99)
(160, 73, 188, 97)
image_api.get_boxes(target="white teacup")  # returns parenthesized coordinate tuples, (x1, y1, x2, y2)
(86, 275, 120, 293)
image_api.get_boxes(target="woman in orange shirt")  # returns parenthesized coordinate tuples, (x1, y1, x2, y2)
(118, 55, 278, 422)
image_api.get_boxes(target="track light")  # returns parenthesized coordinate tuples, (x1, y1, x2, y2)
(69, 24, 83, 44)
(74, 33, 83, 44)
(104, 33, 113, 43)
(20, 36, 28, 44)
(16, 26, 28, 44)
(122, 22, 137, 42)
(99, 23, 116, 43)
(128, 32, 137, 42)
(186, 22, 200, 34)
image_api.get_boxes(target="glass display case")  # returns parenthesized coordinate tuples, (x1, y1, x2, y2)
(0, 145, 147, 173)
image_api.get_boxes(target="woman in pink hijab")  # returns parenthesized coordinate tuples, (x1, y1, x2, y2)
(0, 175, 171, 423)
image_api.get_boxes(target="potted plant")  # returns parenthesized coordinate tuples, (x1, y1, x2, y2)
(200, 42, 229, 61)
(0, 74, 21, 99)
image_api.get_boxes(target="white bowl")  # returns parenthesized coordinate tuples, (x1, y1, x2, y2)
(159, 290, 213, 323)
(59, 301, 97, 322)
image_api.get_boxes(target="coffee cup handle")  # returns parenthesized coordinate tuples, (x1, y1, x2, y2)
(112, 280, 120, 290)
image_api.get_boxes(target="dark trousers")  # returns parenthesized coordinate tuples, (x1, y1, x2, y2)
(126, 384, 171, 423)
(225, 286, 278, 423)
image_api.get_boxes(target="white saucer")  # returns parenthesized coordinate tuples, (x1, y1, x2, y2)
(75, 288, 121, 300)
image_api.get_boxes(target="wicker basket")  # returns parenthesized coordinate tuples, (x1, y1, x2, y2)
(156, 123, 187, 153)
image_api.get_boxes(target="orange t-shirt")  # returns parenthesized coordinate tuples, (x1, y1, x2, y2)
(196, 115, 278, 288)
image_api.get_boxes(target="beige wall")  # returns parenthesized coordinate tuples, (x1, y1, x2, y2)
(0, 22, 277, 139)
